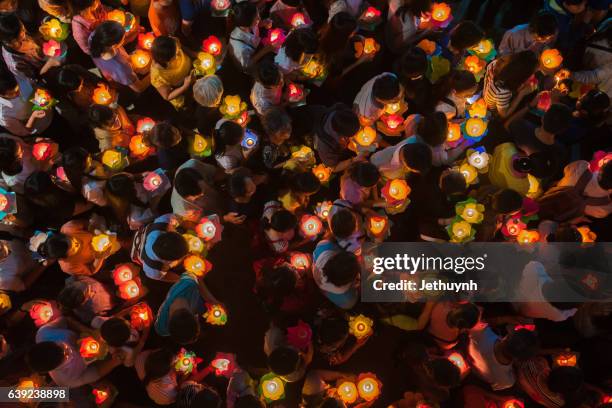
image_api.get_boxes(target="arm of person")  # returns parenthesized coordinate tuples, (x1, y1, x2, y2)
(69, 354, 123, 388)
(40, 58, 62, 75)
(4, 116, 35, 136)
(247, 45, 276, 71)
(498, 84, 535, 119)
(197, 278, 220, 304)
(128, 74, 151, 94)
(25, 110, 47, 133)
(21, 261, 51, 289)
(159, 271, 181, 283)
(157, 73, 193, 101)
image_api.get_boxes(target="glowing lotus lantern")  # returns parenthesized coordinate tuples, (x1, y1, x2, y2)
(194, 52, 216, 76)
(93, 388, 109, 404)
(429, 2, 453, 28)
(92, 83, 113, 105)
(183, 234, 204, 253)
(212, 0, 231, 15)
(468, 98, 488, 118)
(118, 280, 140, 300)
(541, 49, 563, 70)
(469, 39, 496, 61)
(204, 303, 228, 325)
(143, 171, 164, 191)
(337, 381, 358, 403)
(17, 377, 43, 402)
(602, 396, 612, 403)
(459, 163, 478, 184)
(129, 135, 152, 158)
(464, 55, 486, 75)
(299, 214, 323, 238)
(287, 82, 305, 103)
(183, 254, 211, 277)
(79, 336, 101, 359)
(101, 149, 127, 171)
(290, 252, 311, 270)
(517, 230, 540, 244)
(29, 302, 54, 326)
(39, 18, 69, 41)
(367, 214, 389, 239)
(447, 352, 469, 376)
(357, 373, 382, 402)
(267, 28, 286, 47)
(291, 12, 306, 28)
(363, 6, 381, 21)
(259, 373, 285, 402)
(554, 352, 577, 367)
(136, 117, 155, 133)
(0, 293, 10, 310)
(462, 118, 488, 141)
(349, 314, 373, 339)
(31, 88, 56, 111)
(417, 39, 438, 55)
(354, 126, 376, 147)
(130, 303, 151, 330)
(312, 163, 332, 183)
(91, 233, 112, 254)
(385, 101, 401, 115)
(554, 68, 571, 85)
(577, 226, 596, 243)
(138, 32, 155, 50)
(241, 130, 258, 150)
(0, 193, 8, 214)
(130, 49, 151, 70)
(202, 35, 222, 56)
(220, 95, 247, 119)
(503, 399, 524, 408)
(32, 141, 56, 161)
(55, 166, 68, 182)
(302, 59, 324, 79)
(382, 114, 404, 131)
(107, 9, 126, 26)
(447, 122, 462, 143)
(381, 179, 410, 204)
(363, 38, 380, 55)
(43, 39, 64, 58)
(191, 133, 212, 157)
(503, 217, 526, 237)
(112, 264, 135, 285)
(175, 348, 198, 375)
(467, 149, 489, 170)
(195, 215, 223, 243)
(211, 352, 236, 377)
(448, 219, 473, 242)
(536, 90, 552, 112)
(456, 199, 484, 224)
(315, 201, 333, 220)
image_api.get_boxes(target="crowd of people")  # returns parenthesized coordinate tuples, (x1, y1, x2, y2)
(0, 0, 611, 406)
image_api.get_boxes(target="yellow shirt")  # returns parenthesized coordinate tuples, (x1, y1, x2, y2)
(151, 46, 192, 109)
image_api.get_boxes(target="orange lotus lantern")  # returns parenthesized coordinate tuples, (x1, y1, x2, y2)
(312, 163, 332, 183)
(202, 35, 222, 56)
(136, 117, 155, 133)
(357, 373, 382, 402)
(517, 230, 540, 244)
(363, 38, 379, 55)
(300, 214, 323, 238)
(107, 9, 126, 26)
(92, 83, 113, 105)
(541, 49, 563, 70)
(349, 315, 373, 339)
(503, 399, 524, 408)
(337, 381, 358, 404)
(554, 352, 577, 367)
(464, 55, 486, 74)
(138, 32, 155, 50)
(291, 12, 306, 28)
(447, 122, 462, 142)
(32, 142, 54, 161)
(118, 280, 140, 299)
(368, 215, 388, 236)
(129, 135, 152, 157)
(112, 264, 134, 285)
(92, 388, 109, 404)
(382, 179, 410, 203)
(79, 337, 101, 358)
(354, 126, 376, 147)
(130, 49, 151, 70)
(290, 252, 311, 270)
(203, 303, 228, 325)
(130, 303, 151, 330)
(431, 3, 452, 22)
(447, 352, 469, 376)
(183, 254, 211, 277)
(577, 226, 596, 243)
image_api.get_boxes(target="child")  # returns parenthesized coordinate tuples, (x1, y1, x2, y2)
(229, 2, 268, 72)
(250, 60, 284, 116)
(370, 141, 433, 180)
(312, 243, 361, 309)
(88, 104, 135, 151)
(353, 72, 403, 125)
(499, 11, 558, 55)
(340, 161, 382, 206)
(279, 171, 321, 212)
(151, 36, 193, 110)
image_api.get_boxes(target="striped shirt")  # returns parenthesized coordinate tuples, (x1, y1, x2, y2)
(483, 60, 513, 115)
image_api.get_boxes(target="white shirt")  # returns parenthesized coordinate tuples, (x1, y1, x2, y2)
(353, 74, 388, 123)
(274, 47, 302, 75)
(370, 137, 416, 179)
(0, 134, 43, 193)
(557, 160, 612, 219)
(229, 27, 261, 70)
(0, 91, 52, 136)
(250, 81, 283, 115)
(0, 239, 37, 292)
(468, 324, 515, 390)
(135, 350, 178, 405)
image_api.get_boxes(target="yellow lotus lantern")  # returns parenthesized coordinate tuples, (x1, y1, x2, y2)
(447, 122, 462, 142)
(312, 163, 332, 183)
(39, 18, 68, 42)
(459, 163, 478, 184)
(473, 39, 493, 55)
(259, 373, 285, 402)
(302, 59, 323, 79)
(451, 220, 472, 240)
(354, 126, 376, 147)
(183, 234, 204, 253)
(458, 202, 484, 223)
(91, 233, 112, 253)
(357, 373, 382, 402)
(349, 314, 373, 339)
(467, 150, 489, 170)
(337, 381, 358, 404)
(577, 226, 596, 243)
(464, 118, 487, 138)
(517, 230, 540, 244)
(194, 52, 215, 76)
(384, 101, 401, 115)
(541, 49, 563, 70)
(468, 98, 488, 118)
(431, 3, 451, 22)
(101, 149, 125, 170)
(219, 95, 247, 118)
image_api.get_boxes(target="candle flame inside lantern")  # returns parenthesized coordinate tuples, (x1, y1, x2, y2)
(112, 264, 133, 285)
(184, 254, 208, 276)
(300, 215, 323, 237)
(203, 35, 222, 56)
(541, 49, 563, 70)
(33, 142, 52, 161)
(349, 315, 374, 339)
(107, 9, 126, 26)
(196, 219, 217, 240)
(130, 303, 150, 328)
(92, 388, 109, 404)
(503, 399, 524, 408)
(447, 122, 461, 142)
(92, 234, 111, 252)
(269, 28, 284, 44)
(143, 172, 163, 191)
(138, 32, 155, 50)
(198, 52, 215, 71)
(431, 2, 451, 22)
(337, 381, 358, 403)
(93, 83, 112, 105)
(385, 101, 401, 115)
(261, 375, 284, 400)
(291, 12, 306, 27)
(184, 234, 204, 252)
(363, 38, 378, 54)
(447, 352, 469, 375)
(357, 374, 381, 401)
(363, 6, 381, 19)
(369, 215, 387, 235)
(355, 126, 376, 146)
(288, 83, 303, 100)
(31, 303, 53, 325)
(119, 280, 140, 299)
(452, 220, 471, 238)
(204, 304, 228, 325)
(312, 164, 332, 182)
(290, 252, 310, 270)
(384, 114, 403, 130)
(79, 337, 101, 358)
(388, 179, 410, 200)
(212, 0, 230, 10)
(131, 49, 151, 69)
(129, 135, 151, 157)
(555, 353, 577, 367)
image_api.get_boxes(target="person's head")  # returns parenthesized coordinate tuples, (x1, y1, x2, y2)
(284, 27, 318, 63)
(575, 89, 610, 121)
(440, 169, 467, 197)
(562, 0, 587, 14)
(330, 106, 360, 142)
(256, 59, 282, 88)
(547, 224, 582, 242)
(215, 120, 244, 154)
(320, 12, 356, 56)
(150, 122, 181, 149)
(152, 231, 188, 261)
(293, 171, 321, 195)
(57, 66, 85, 92)
(598, 160, 612, 190)
(259, 265, 297, 303)
(168, 308, 200, 345)
(233, 1, 258, 27)
(0, 72, 19, 98)
(541, 103, 572, 135)
(372, 73, 402, 105)
(529, 11, 558, 42)
(515, 151, 556, 179)
(193, 75, 224, 108)
(450, 70, 478, 98)
(107, 173, 138, 203)
(492, 189, 523, 215)
(40, 233, 71, 259)
(417, 112, 448, 147)
(88, 104, 118, 129)
(228, 172, 256, 200)
(262, 107, 292, 145)
(267, 346, 300, 376)
(100, 317, 132, 347)
(175, 167, 205, 199)
(190, 387, 222, 408)
(350, 162, 380, 188)
(71, 0, 99, 14)
(446, 302, 480, 329)
(322, 251, 360, 287)
(449, 21, 484, 52)
(151, 36, 177, 68)
(400, 142, 433, 174)
(317, 317, 349, 350)
(58, 282, 88, 310)
(496, 50, 539, 92)
(548, 366, 584, 396)
(234, 395, 264, 408)
(0, 12, 24, 48)
(397, 47, 429, 82)
(426, 358, 461, 388)
(265, 210, 297, 232)
(26, 342, 66, 373)
(143, 349, 174, 385)
(330, 209, 356, 239)
(501, 328, 540, 361)
(0, 136, 20, 175)
(89, 21, 125, 58)
(61, 147, 91, 191)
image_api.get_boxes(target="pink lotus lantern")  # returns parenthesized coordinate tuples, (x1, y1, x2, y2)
(112, 263, 136, 285)
(138, 32, 155, 50)
(143, 171, 164, 191)
(118, 280, 140, 300)
(136, 117, 156, 133)
(29, 302, 54, 327)
(299, 214, 323, 238)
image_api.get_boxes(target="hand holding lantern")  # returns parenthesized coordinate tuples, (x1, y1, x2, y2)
(31, 88, 56, 111)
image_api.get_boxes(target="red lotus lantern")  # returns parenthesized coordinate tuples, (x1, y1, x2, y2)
(43, 39, 63, 57)
(290, 252, 311, 270)
(447, 352, 469, 376)
(92, 388, 109, 404)
(136, 117, 156, 133)
(30, 302, 54, 326)
(503, 399, 524, 408)
(202, 36, 222, 56)
(381, 179, 411, 204)
(112, 264, 135, 285)
(603, 396, 612, 403)
(138, 32, 155, 50)
(287, 83, 304, 102)
(212, 0, 231, 12)
(536, 91, 552, 112)
(79, 337, 101, 358)
(32, 142, 56, 161)
(118, 280, 140, 300)
(291, 12, 306, 28)
(130, 303, 151, 330)
(299, 214, 323, 238)
(362, 6, 381, 21)
(383, 114, 403, 130)
(268, 28, 285, 47)
(210, 352, 236, 377)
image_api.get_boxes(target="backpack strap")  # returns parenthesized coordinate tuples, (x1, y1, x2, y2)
(574, 169, 593, 194)
(574, 169, 611, 207)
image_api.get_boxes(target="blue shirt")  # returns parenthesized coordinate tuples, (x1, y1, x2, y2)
(154, 273, 205, 336)
(178, 0, 209, 22)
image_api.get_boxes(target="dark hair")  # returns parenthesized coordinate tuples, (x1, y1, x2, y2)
(548, 366, 584, 400)
(492, 189, 522, 214)
(331, 107, 360, 138)
(174, 168, 204, 197)
(235, 395, 264, 408)
(440, 170, 467, 196)
(447, 302, 480, 329)
(319, 398, 345, 408)
(417, 112, 448, 147)
(578, 89, 610, 121)
(262, 107, 292, 137)
(257, 265, 297, 311)
(495, 50, 539, 92)
(526, 151, 557, 178)
(228, 173, 249, 198)
(143, 349, 174, 385)
(268, 346, 300, 376)
(0, 71, 18, 95)
(549, 224, 582, 242)
(319, 12, 357, 58)
(88, 104, 115, 128)
(318, 317, 349, 346)
(599, 160, 612, 190)
(151, 36, 177, 68)
(504, 328, 539, 360)
(168, 308, 200, 345)
(451, 70, 477, 93)
(191, 387, 222, 408)
(233, 1, 258, 27)
(58, 284, 86, 309)
(107, 173, 138, 202)
(293, 171, 321, 194)
(284, 27, 318, 62)
(322, 251, 359, 286)
(0, 137, 19, 175)
(449, 21, 484, 51)
(428, 358, 461, 387)
(397, 47, 429, 80)
(26, 342, 66, 373)
(150, 122, 181, 148)
(350, 162, 380, 187)
(256, 59, 281, 87)
(90, 21, 125, 59)
(0, 12, 22, 44)
(41, 233, 70, 259)
(215, 121, 244, 156)
(57, 66, 84, 92)
(71, 0, 96, 14)
(529, 11, 558, 38)
(152, 231, 188, 261)
(542, 103, 572, 134)
(100, 317, 132, 347)
(401, 143, 433, 173)
(330, 209, 356, 239)
(396, 0, 431, 16)
(265, 210, 297, 232)
(61, 147, 90, 193)
(372, 74, 401, 102)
